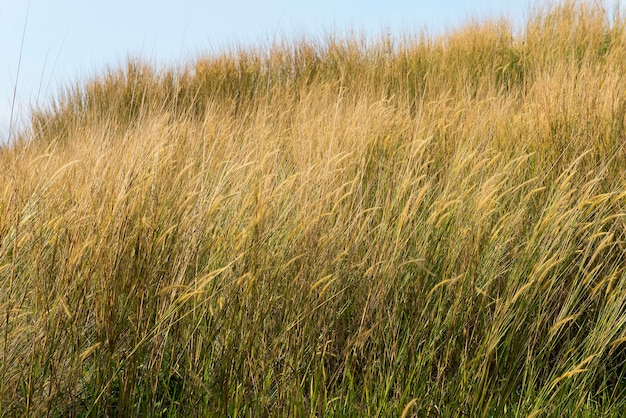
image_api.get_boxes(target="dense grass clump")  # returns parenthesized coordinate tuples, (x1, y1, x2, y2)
(3, 1, 626, 415)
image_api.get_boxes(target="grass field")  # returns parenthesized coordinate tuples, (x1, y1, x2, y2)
(2, 1, 626, 416)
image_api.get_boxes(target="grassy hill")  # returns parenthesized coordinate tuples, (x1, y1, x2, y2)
(3, 1, 626, 416)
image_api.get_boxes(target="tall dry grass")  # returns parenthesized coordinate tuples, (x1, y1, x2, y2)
(2, 1, 626, 415)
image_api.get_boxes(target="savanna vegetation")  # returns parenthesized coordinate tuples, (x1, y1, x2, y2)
(2, 1, 626, 416)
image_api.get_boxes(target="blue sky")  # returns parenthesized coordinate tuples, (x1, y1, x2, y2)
(0, 0, 541, 140)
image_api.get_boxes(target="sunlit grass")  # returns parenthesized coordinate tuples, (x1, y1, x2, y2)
(2, 1, 626, 416)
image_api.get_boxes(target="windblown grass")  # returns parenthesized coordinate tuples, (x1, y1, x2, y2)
(3, 1, 626, 415)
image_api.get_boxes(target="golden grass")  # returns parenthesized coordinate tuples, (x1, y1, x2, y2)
(2, 1, 626, 415)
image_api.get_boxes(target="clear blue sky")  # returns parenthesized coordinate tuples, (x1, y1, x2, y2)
(0, 0, 543, 141)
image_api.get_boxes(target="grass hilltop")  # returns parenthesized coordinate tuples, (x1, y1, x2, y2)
(3, 1, 626, 416)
